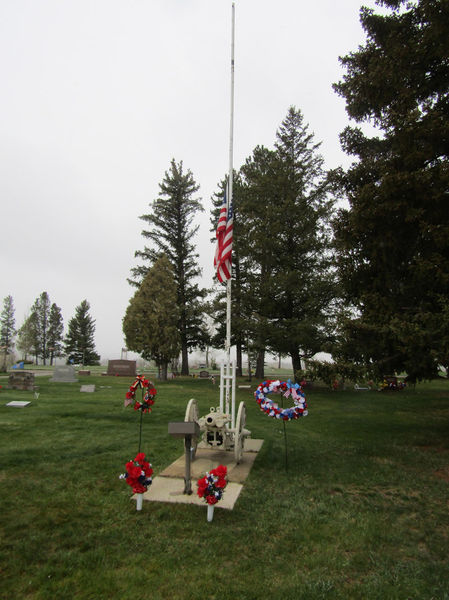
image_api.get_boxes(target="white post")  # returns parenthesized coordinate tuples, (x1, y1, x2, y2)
(136, 493, 143, 511)
(225, 2, 235, 418)
(219, 363, 224, 412)
(207, 504, 215, 522)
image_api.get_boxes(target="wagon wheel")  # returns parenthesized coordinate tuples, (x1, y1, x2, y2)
(185, 398, 199, 460)
(234, 401, 246, 464)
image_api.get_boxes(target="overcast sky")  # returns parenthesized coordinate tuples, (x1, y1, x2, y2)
(0, 0, 378, 363)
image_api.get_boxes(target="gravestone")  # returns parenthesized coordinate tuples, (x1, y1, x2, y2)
(51, 365, 78, 382)
(78, 370, 91, 376)
(80, 384, 95, 393)
(8, 372, 35, 391)
(6, 400, 31, 408)
(107, 359, 136, 377)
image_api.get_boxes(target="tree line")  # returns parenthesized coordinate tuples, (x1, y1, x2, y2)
(0, 294, 100, 370)
(123, 0, 448, 383)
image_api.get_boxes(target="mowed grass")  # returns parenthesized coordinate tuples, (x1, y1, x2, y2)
(0, 374, 448, 599)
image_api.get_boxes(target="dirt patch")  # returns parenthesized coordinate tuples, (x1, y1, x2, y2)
(434, 467, 449, 482)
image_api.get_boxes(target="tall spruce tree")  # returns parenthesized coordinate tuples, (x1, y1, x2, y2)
(16, 314, 34, 362)
(123, 255, 180, 380)
(236, 107, 335, 378)
(65, 300, 100, 365)
(0, 295, 15, 371)
(29, 292, 51, 365)
(332, 0, 449, 380)
(47, 303, 64, 365)
(129, 159, 206, 375)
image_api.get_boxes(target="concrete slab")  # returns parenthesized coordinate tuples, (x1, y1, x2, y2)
(139, 477, 243, 510)
(140, 439, 264, 509)
(6, 401, 31, 408)
(160, 439, 264, 483)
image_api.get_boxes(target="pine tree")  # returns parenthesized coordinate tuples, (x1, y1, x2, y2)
(16, 314, 34, 362)
(332, 0, 449, 380)
(47, 304, 64, 365)
(236, 107, 335, 378)
(0, 295, 15, 371)
(123, 255, 180, 380)
(129, 159, 206, 375)
(29, 292, 51, 365)
(65, 300, 100, 365)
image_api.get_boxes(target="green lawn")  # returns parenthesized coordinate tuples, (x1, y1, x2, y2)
(0, 374, 448, 599)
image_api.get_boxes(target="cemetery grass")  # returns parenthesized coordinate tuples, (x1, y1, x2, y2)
(0, 376, 448, 600)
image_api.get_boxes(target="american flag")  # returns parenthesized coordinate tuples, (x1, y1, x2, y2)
(214, 190, 233, 283)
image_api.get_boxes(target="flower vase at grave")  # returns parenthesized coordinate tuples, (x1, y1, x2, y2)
(207, 504, 214, 522)
(136, 493, 144, 511)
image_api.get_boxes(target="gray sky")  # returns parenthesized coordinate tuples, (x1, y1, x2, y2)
(0, 0, 376, 362)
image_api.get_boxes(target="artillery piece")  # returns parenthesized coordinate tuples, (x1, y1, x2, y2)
(184, 362, 250, 464)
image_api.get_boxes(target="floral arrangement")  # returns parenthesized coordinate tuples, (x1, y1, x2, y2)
(120, 452, 154, 494)
(379, 378, 406, 392)
(197, 465, 228, 505)
(124, 375, 157, 412)
(254, 379, 308, 420)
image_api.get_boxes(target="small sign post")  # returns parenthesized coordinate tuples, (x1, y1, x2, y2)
(168, 421, 200, 495)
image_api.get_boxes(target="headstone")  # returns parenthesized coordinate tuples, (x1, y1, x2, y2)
(80, 384, 95, 393)
(106, 359, 136, 377)
(8, 372, 35, 391)
(78, 370, 91, 376)
(199, 370, 210, 378)
(51, 365, 78, 382)
(6, 401, 31, 408)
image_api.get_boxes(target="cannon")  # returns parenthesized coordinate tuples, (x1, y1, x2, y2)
(184, 362, 251, 464)
(185, 401, 249, 463)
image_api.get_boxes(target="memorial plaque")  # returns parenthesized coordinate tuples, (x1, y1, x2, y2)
(80, 384, 95, 393)
(51, 365, 78, 382)
(106, 359, 136, 377)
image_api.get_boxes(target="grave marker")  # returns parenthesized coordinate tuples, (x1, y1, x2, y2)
(106, 359, 136, 377)
(8, 372, 35, 391)
(51, 365, 78, 382)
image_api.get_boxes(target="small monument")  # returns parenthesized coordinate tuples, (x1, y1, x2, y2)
(51, 365, 78, 383)
(80, 384, 95, 393)
(107, 359, 136, 377)
(8, 372, 35, 391)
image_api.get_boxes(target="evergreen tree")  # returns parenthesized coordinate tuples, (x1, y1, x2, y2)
(234, 107, 335, 378)
(16, 314, 34, 362)
(47, 303, 64, 365)
(332, 0, 449, 380)
(0, 295, 15, 371)
(129, 159, 207, 375)
(123, 255, 180, 380)
(65, 300, 100, 365)
(29, 292, 51, 365)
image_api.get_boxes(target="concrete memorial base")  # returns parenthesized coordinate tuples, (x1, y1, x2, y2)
(6, 401, 31, 408)
(138, 438, 263, 510)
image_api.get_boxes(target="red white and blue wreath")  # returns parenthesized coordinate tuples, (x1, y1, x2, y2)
(255, 379, 308, 420)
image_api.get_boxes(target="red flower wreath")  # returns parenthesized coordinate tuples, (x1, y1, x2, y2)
(124, 375, 157, 412)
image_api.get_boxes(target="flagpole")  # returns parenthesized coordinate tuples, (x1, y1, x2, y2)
(225, 2, 235, 422)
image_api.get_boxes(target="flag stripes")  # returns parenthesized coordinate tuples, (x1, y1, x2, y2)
(214, 191, 233, 283)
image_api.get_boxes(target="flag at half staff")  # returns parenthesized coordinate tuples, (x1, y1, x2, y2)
(214, 190, 233, 283)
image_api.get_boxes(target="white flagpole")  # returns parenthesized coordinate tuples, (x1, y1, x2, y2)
(225, 2, 235, 421)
